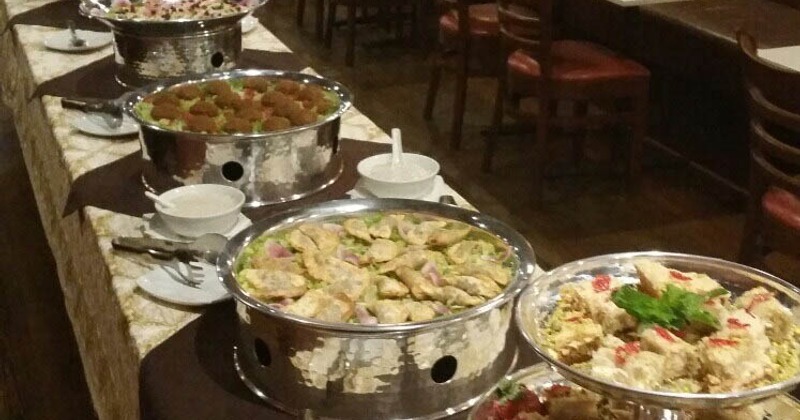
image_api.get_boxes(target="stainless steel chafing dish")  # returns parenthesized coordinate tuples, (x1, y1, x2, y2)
(79, 0, 268, 87)
(217, 199, 538, 419)
(122, 68, 353, 207)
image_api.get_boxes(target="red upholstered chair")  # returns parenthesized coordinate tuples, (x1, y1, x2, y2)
(484, 0, 649, 204)
(423, 0, 500, 149)
(737, 32, 800, 269)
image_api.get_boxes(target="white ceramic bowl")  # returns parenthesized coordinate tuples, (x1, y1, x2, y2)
(356, 153, 440, 199)
(155, 184, 245, 238)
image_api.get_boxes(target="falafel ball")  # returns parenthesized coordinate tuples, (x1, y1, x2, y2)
(296, 85, 324, 102)
(262, 116, 292, 131)
(271, 97, 302, 118)
(275, 79, 302, 95)
(204, 80, 232, 96)
(260, 90, 290, 107)
(172, 84, 203, 100)
(149, 92, 181, 107)
(243, 77, 271, 92)
(287, 108, 317, 126)
(184, 114, 218, 133)
(214, 91, 242, 110)
(236, 107, 263, 122)
(151, 103, 183, 121)
(189, 101, 220, 117)
(314, 97, 335, 114)
(222, 117, 253, 134)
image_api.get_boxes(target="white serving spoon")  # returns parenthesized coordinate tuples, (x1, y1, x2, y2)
(145, 191, 175, 209)
(391, 127, 403, 168)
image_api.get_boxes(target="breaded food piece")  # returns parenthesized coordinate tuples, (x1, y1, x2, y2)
(214, 91, 243, 109)
(548, 313, 604, 364)
(591, 336, 667, 389)
(297, 85, 324, 102)
(640, 327, 700, 379)
(275, 79, 302, 95)
(171, 84, 203, 100)
(635, 261, 725, 298)
(238, 268, 307, 300)
(203, 80, 232, 96)
(243, 76, 271, 92)
(189, 101, 220, 117)
(560, 276, 636, 334)
(150, 103, 183, 120)
(735, 287, 794, 341)
(287, 108, 316, 126)
(406, 301, 437, 322)
(262, 116, 291, 131)
(313, 97, 334, 114)
(375, 275, 409, 298)
(272, 97, 303, 118)
(148, 91, 181, 106)
(184, 114, 217, 133)
(236, 107, 263, 122)
(698, 333, 771, 392)
(260, 90, 291, 107)
(222, 117, 252, 133)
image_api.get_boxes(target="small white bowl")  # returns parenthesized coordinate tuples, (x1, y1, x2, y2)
(357, 153, 440, 199)
(155, 184, 245, 238)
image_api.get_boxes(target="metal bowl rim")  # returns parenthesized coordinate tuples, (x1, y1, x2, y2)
(217, 198, 537, 334)
(514, 251, 800, 407)
(122, 69, 353, 141)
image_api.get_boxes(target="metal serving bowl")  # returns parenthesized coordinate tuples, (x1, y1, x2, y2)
(79, 0, 268, 86)
(123, 69, 353, 208)
(515, 251, 800, 417)
(217, 199, 537, 419)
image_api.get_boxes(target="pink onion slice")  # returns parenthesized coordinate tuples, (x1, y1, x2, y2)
(355, 305, 378, 325)
(265, 241, 293, 259)
(421, 261, 445, 287)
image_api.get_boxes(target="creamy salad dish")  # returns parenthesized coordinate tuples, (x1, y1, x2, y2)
(134, 77, 339, 134)
(542, 261, 800, 393)
(99, 0, 256, 21)
(234, 213, 515, 324)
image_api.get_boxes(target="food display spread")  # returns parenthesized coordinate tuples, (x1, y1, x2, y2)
(101, 0, 256, 20)
(134, 77, 340, 134)
(542, 261, 800, 393)
(234, 213, 515, 324)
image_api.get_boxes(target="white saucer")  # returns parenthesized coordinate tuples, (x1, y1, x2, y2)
(241, 16, 258, 34)
(137, 262, 230, 306)
(349, 175, 454, 202)
(43, 30, 113, 52)
(142, 212, 252, 241)
(70, 114, 139, 137)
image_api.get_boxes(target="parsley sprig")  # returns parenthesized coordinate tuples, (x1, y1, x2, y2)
(611, 284, 728, 330)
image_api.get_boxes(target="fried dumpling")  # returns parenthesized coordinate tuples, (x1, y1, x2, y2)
(240, 269, 307, 300)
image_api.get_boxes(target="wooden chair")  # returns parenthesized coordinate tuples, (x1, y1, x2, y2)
(737, 32, 800, 269)
(485, 0, 649, 204)
(423, 0, 501, 149)
(296, 0, 325, 40)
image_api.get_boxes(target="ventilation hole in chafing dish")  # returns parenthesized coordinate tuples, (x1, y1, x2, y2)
(254, 338, 271, 367)
(211, 52, 225, 68)
(431, 355, 457, 383)
(222, 161, 244, 182)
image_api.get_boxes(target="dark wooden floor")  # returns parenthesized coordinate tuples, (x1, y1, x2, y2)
(1, 1, 799, 418)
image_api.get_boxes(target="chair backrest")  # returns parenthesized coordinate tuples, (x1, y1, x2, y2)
(738, 31, 800, 198)
(497, 0, 554, 78)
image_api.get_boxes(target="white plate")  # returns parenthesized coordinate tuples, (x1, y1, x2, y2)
(70, 114, 139, 137)
(241, 16, 258, 34)
(142, 212, 252, 240)
(43, 30, 113, 52)
(137, 262, 230, 306)
(349, 175, 454, 202)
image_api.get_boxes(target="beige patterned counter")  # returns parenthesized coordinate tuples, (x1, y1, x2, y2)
(0, 3, 495, 419)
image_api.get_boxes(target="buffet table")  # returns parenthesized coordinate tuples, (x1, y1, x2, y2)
(0, 1, 547, 418)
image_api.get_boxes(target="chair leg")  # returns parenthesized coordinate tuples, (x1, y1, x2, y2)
(423, 58, 442, 120)
(484, 69, 507, 173)
(296, 0, 306, 26)
(571, 101, 588, 167)
(314, 0, 325, 40)
(628, 91, 647, 191)
(324, 1, 335, 48)
(450, 47, 469, 150)
(345, 4, 357, 66)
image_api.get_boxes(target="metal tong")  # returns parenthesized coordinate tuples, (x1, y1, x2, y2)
(61, 97, 123, 129)
(112, 236, 225, 288)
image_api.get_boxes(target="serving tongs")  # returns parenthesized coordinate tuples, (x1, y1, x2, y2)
(61, 97, 123, 129)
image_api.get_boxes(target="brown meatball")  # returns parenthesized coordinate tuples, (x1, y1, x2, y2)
(239, 99, 263, 111)
(243, 77, 271, 92)
(172, 84, 203, 100)
(314, 97, 335, 115)
(287, 108, 317, 126)
(275, 79, 302, 95)
(184, 114, 217, 133)
(189, 101, 220, 117)
(260, 90, 290, 107)
(236, 107, 263, 122)
(272, 98, 302, 118)
(214, 91, 242, 110)
(149, 92, 181, 107)
(222, 117, 253, 134)
(150, 103, 183, 121)
(204, 80, 232, 96)
(296, 85, 324, 102)
(262, 116, 291, 131)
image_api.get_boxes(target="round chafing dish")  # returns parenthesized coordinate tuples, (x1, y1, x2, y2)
(123, 69, 353, 208)
(217, 199, 538, 419)
(515, 251, 800, 419)
(79, 0, 268, 86)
